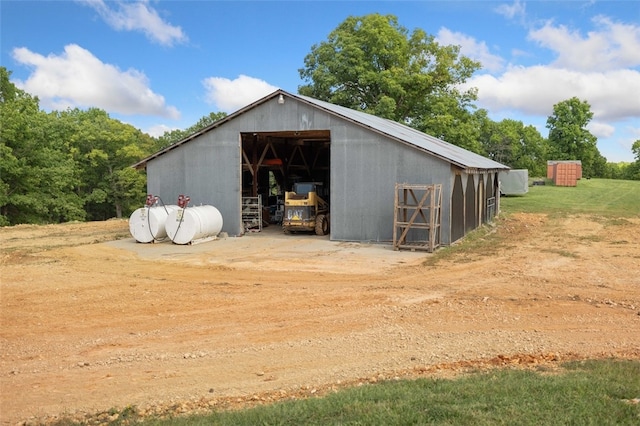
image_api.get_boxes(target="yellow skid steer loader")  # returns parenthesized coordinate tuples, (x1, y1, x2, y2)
(282, 182, 329, 235)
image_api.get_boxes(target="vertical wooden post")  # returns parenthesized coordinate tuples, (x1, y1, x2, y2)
(251, 135, 258, 197)
(393, 183, 399, 250)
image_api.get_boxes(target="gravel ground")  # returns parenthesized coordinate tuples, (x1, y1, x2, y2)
(1, 213, 639, 424)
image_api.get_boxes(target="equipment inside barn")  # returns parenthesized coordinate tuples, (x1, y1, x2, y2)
(242, 195, 263, 232)
(239, 130, 330, 234)
(282, 182, 329, 235)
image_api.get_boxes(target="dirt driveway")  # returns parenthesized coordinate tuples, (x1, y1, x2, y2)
(1, 213, 639, 424)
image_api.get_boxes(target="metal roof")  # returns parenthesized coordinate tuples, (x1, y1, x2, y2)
(291, 92, 508, 171)
(134, 89, 508, 172)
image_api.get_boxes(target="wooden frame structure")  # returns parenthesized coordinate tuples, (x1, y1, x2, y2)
(240, 131, 330, 197)
(393, 183, 442, 252)
(241, 195, 262, 232)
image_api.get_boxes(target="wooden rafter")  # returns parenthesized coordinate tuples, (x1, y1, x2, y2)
(241, 140, 282, 175)
(288, 144, 311, 175)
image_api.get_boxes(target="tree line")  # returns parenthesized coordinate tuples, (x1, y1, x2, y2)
(1, 14, 638, 226)
(0, 67, 225, 225)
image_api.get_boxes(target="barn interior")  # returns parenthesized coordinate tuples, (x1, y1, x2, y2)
(240, 130, 330, 229)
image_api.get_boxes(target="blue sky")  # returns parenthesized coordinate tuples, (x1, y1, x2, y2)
(2, 0, 639, 162)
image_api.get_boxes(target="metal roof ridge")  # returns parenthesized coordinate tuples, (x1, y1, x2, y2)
(290, 93, 508, 171)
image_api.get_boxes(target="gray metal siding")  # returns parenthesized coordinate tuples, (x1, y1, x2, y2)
(147, 130, 242, 236)
(331, 123, 453, 244)
(146, 147, 186, 206)
(232, 99, 332, 132)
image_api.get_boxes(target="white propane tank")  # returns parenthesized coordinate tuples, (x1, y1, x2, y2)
(165, 205, 223, 245)
(129, 205, 179, 243)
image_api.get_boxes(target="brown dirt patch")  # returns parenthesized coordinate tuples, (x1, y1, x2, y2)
(1, 213, 639, 424)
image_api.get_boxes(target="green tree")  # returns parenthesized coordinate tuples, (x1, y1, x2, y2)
(298, 13, 481, 150)
(633, 140, 640, 161)
(590, 151, 608, 178)
(1, 66, 182, 225)
(480, 118, 548, 176)
(412, 94, 486, 153)
(156, 111, 227, 149)
(58, 108, 154, 220)
(624, 140, 640, 180)
(0, 67, 84, 225)
(546, 97, 601, 177)
(602, 162, 626, 180)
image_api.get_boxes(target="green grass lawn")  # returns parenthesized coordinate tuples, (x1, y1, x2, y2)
(72, 360, 640, 425)
(501, 178, 640, 217)
(199, 360, 640, 426)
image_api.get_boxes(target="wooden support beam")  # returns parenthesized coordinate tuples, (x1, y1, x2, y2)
(288, 144, 311, 176)
(251, 137, 258, 197)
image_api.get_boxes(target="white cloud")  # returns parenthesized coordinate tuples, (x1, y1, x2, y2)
(463, 14, 640, 132)
(436, 28, 505, 73)
(528, 16, 640, 71)
(12, 44, 180, 119)
(609, 123, 640, 162)
(77, 0, 187, 46)
(466, 66, 640, 122)
(202, 75, 279, 112)
(588, 121, 615, 139)
(495, 0, 526, 21)
(144, 124, 175, 138)
(467, 8, 639, 162)
(511, 48, 530, 58)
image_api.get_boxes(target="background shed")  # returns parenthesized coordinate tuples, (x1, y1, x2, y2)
(134, 90, 508, 245)
(547, 160, 582, 187)
(499, 169, 529, 195)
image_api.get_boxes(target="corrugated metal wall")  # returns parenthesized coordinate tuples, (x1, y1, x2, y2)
(330, 123, 452, 244)
(146, 96, 467, 244)
(146, 130, 242, 235)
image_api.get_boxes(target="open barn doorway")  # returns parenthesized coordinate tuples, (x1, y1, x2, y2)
(240, 130, 331, 232)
